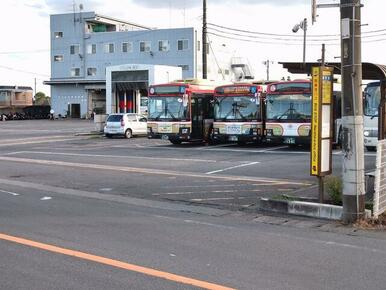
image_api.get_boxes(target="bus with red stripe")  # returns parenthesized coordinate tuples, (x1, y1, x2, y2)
(265, 80, 312, 146)
(147, 80, 217, 145)
(212, 84, 264, 144)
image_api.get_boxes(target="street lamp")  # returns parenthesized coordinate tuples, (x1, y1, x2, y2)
(292, 18, 308, 66)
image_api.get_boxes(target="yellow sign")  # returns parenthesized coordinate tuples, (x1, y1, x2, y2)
(311, 67, 320, 175)
(322, 68, 333, 104)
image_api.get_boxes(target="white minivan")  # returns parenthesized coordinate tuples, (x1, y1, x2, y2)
(104, 113, 147, 138)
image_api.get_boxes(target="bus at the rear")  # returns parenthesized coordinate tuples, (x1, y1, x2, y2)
(265, 80, 312, 146)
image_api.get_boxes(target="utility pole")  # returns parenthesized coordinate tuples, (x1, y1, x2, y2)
(262, 60, 273, 81)
(302, 18, 307, 66)
(202, 0, 207, 79)
(340, 0, 365, 222)
(34, 77, 37, 98)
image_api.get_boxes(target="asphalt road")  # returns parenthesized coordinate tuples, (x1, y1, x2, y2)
(0, 120, 383, 289)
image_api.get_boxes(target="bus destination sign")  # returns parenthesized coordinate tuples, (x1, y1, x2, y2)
(149, 85, 186, 95)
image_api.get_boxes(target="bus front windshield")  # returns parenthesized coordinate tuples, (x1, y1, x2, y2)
(364, 85, 380, 117)
(266, 94, 311, 121)
(214, 96, 260, 121)
(147, 96, 189, 121)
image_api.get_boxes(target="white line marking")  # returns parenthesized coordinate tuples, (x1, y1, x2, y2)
(0, 138, 81, 147)
(0, 189, 20, 196)
(206, 161, 260, 175)
(258, 146, 289, 152)
(40, 196, 52, 201)
(99, 188, 113, 192)
(190, 197, 248, 201)
(11, 151, 216, 163)
(152, 189, 256, 196)
(0, 156, 310, 185)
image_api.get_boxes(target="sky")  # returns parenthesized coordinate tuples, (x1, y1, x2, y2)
(0, 0, 385, 95)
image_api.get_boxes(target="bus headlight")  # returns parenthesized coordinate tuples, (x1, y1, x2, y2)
(364, 130, 378, 137)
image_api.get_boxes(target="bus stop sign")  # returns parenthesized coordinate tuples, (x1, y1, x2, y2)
(311, 66, 333, 176)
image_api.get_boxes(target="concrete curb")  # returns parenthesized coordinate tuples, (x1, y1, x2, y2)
(75, 131, 104, 136)
(258, 198, 371, 221)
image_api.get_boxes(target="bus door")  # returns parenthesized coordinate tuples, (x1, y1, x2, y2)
(191, 96, 204, 139)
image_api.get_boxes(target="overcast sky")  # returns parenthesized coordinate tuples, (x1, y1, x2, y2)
(0, 0, 384, 95)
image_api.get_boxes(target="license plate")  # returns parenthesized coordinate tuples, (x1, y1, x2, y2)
(226, 125, 242, 135)
(162, 135, 169, 140)
(229, 136, 238, 141)
(284, 137, 295, 144)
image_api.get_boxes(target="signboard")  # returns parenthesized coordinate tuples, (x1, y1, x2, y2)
(374, 139, 386, 218)
(310, 66, 333, 176)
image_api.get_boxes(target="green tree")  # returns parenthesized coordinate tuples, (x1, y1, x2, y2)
(34, 92, 51, 106)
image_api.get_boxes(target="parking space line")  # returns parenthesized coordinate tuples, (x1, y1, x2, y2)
(0, 156, 310, 185)
(152, 189, 261, 196)
(190, 197, 248, 201)
(0, 189, 20, 196)
(0, 232, 235, 290)
(206, 161, 260, 175)
(9, 151, 217, 163)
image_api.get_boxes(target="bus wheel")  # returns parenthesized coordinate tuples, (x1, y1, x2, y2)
(170, 140, 182, 145)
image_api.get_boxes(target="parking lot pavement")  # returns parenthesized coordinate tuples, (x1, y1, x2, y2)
(0, 120, 377, 212)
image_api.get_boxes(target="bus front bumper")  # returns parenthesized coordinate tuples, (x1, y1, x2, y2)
(212, 133, 260, 143)
(265, 136, 310, 145)
(148, 133, 191, 141)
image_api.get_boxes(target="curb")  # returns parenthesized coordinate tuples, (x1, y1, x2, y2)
(75, 132, 104, 136)
(258, 198, 371, 221)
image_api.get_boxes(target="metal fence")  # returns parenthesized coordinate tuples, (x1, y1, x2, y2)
(374, 139, 386, 218)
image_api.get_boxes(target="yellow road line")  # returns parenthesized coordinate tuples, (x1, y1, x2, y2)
(0, 233, 235, 290)
(0, 156, 311, 186)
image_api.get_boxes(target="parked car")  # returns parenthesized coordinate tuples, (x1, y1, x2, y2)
(104, 113, 147, 138)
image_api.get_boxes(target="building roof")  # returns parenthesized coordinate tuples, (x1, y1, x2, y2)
(0, 86, 33, 91)
(279, 62, 386, 80)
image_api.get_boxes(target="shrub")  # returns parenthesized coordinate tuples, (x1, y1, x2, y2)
(325, 175, 343, 205)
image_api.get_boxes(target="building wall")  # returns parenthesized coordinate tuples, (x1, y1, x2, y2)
(0, 87, 33, 111)
(51, 85, 87, 117)
(50, 13, 195, 81)
(49, 12, 233, 116)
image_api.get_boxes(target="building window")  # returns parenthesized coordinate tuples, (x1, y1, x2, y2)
(104, 43, 114, 53)
(54, 55, 64, 62)
(122, 42, 133, 53)
(87, 68, 97, 76)
(140, 41, 151, 52)
(224, 69, 230, 75)
(178, 65, 189, 71)
(54, 32, 63, 38)
(70, 68, 80, 77)
(70, 44, 80, 55)
(177, 39, 189, 51)
(87, 44, 97, 54)
(158, 40, 169, 52)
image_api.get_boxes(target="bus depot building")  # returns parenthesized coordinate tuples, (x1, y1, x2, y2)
(45, 11, 239, 118)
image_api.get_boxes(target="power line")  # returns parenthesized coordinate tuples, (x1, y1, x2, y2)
(0, 65, 50, 78)
(207, 27, 339, 43)
(207, 31, 340, 46)
(207, 22, 386, 38)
